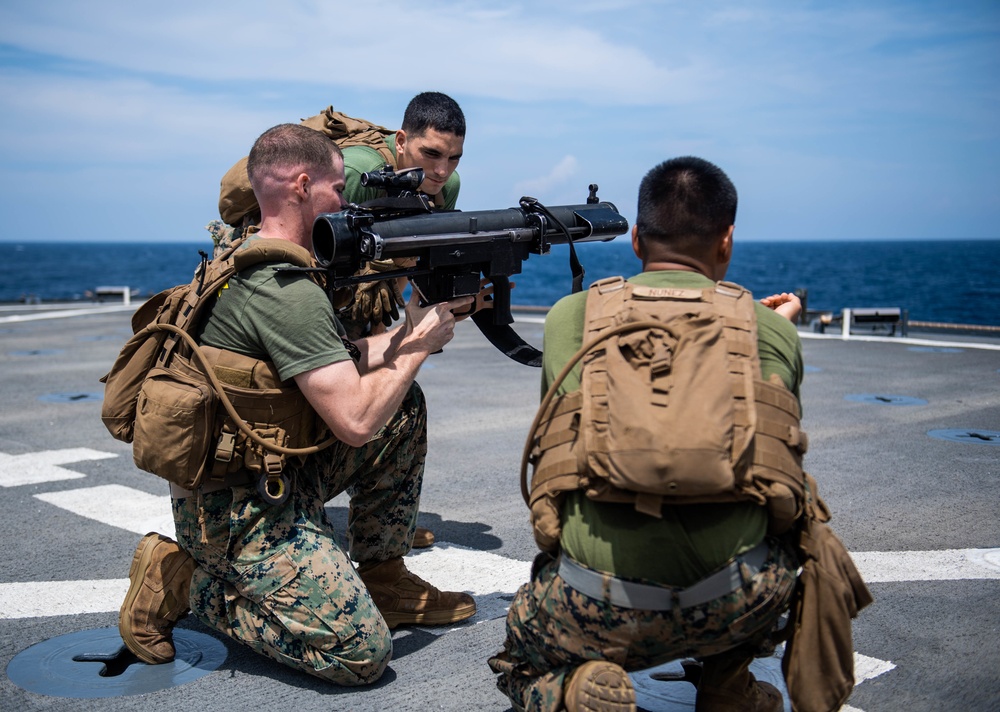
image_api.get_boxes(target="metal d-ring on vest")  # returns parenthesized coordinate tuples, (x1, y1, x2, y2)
(148, 322, 333, 506)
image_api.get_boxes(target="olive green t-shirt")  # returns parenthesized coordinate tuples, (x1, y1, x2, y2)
(342, 135, 461, 209)
(197, 256, 351, 382)
(543, 270, 804, 587)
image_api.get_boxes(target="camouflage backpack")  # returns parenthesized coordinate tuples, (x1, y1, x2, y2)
(213, 107, 404, 335)
(218, 106, 396, 228)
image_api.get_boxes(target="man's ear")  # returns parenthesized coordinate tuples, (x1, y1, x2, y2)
(394, 129, 408, 158)
(718, 225, 734, 263)
(631, 224, 643, 260)
(292, 172, 310, 200)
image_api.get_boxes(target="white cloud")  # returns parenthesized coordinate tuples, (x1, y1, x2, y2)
(0, 1, 997, 241)
(0, 72, 279, 166)
(0, 1, 701, 106)
(514, 156, 579, 198)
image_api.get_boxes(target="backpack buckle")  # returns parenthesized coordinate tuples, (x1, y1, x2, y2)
(215, 425, 236, 463)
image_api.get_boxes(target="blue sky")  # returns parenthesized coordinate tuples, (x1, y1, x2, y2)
(0, 1, 997, 243)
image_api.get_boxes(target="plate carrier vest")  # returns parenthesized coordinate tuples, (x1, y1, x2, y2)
(101, 237, 336, 504)
(522, 276, 811, 552)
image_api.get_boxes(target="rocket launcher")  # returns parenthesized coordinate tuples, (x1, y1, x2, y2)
(311, 169, 629, 365)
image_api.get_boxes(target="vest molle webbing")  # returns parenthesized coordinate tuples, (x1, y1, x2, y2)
(102, 237, 334, 500)
(523, 276, 810, 552)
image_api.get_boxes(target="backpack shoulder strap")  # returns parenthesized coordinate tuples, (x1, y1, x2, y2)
(520, 277, 628, 504)
(232, 237, 315, 271)
(713, 281, 759, 367)
(712, 281, 760, 472)
(160, 237, 315, 365)
(584, 276, 626, 330)
(300, 106, 397, 166)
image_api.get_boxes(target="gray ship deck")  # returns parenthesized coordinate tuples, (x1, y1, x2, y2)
(1, 303, 998, 711)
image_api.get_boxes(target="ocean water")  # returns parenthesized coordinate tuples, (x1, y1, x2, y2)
(4, 238, 999, 326)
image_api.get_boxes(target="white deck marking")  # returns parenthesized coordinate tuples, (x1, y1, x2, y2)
(0, 463, 989, 710)
(0, 575, 895, 712)
(798, 330, 1000, 351)
(834, 653, 897, 712)
(0, 304, 135, 323)
(34, 484, 175, 537)
(0, 473, 974, 712)
(0, 548, 530, 626)
(0, 448, 117, 487)
(405, 543, 531, 632)
(853, 652, 897, 683)
(0, 579, 128, 619)
(631, 651, 894, 712)
(852, 548, 1000, 582)
(12, 477, 1000, 623)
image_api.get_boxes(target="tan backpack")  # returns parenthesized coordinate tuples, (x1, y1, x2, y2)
(522, 276, 810, 551)
(219, 107, 396, 226)
(100, 238, 336, 496)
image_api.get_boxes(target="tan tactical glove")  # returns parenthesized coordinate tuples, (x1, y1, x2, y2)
(350, 260, 406, 328)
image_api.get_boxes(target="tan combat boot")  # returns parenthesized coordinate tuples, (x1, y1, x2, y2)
(119, 532, 196, 664)
(358, 556, 475, 629)
(412, 526, 435, 549)
(695, 679, 783, 712)
(696, 659, 783, 712)
(564, 660, 637, 712)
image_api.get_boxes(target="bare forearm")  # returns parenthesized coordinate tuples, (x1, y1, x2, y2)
(296, 293, 473, 447)
(354, 325, 407, 373)
(296, 349, 426, 447)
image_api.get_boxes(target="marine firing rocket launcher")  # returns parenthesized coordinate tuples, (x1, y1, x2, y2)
(311, 167, 629, 366)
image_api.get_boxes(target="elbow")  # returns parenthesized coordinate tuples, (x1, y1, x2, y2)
(323, 418, 375, 448)
(312, 402, 378, 448)
(339, 429, 372, 449)
(308, 384, 385, 448)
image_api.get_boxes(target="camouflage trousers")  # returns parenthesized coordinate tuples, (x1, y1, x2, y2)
(172, 382, 427, 685)
(488, 540, 798, 711)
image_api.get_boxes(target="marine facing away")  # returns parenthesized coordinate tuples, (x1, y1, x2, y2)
(489, 156, 871, 712)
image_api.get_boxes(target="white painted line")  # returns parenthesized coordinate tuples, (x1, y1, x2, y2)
(0, 579, 128, 619)
(405, 543, 531, 633)
(631, 651, 894, 712)
(34, 483, 175, 537)
(852, 548, 1000, 582)
(854, 652, 896, 683)
(0, 542, 529, 625)
(514, 313, 999, 349)
(20, 484, 532, 631)
(25, 482, 532, 622)
(0, 448, 118, 487)
(0, 304, 136, 323)
(27, 473, 1000, 591)
(798, 330, 1000, 351)
(0, 302, 133, 313)
(0, 575, 894, 712)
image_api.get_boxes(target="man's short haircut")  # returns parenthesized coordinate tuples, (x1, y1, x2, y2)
(401, 92, 466, 138)
(247, 123, 343, 191)
(635, 156, 738, 253)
